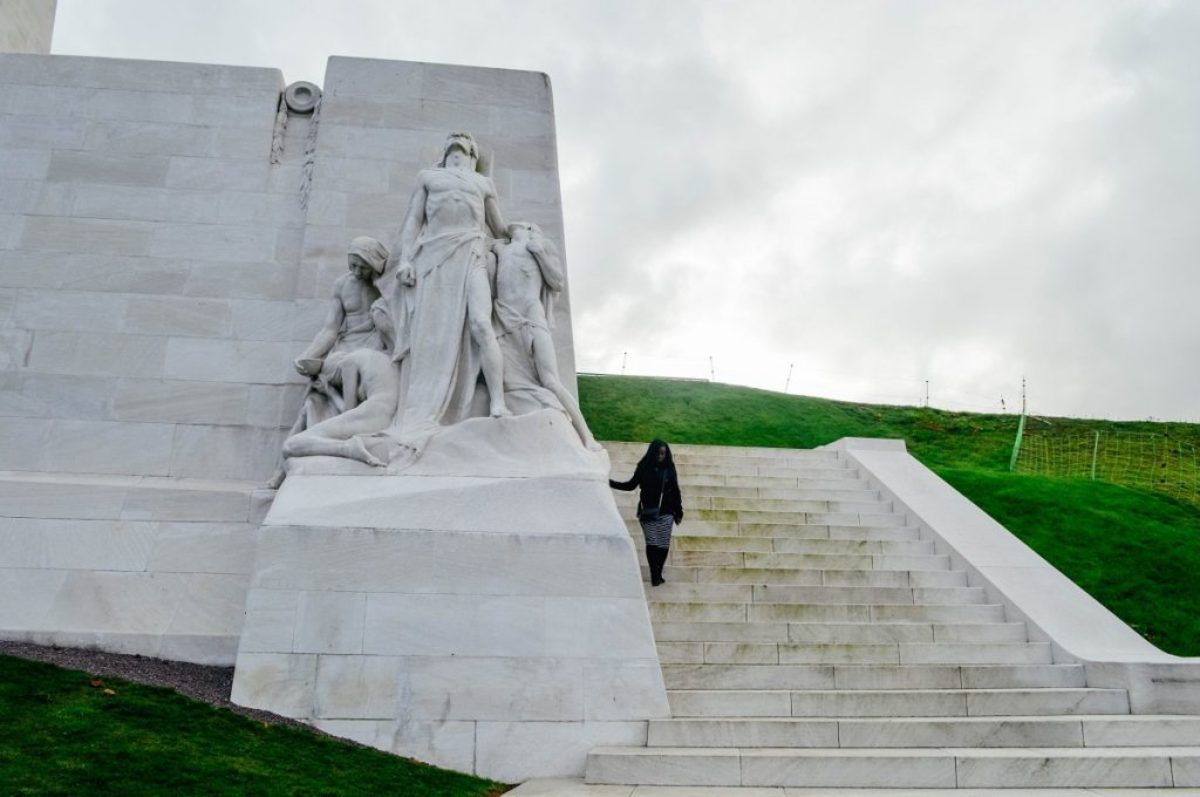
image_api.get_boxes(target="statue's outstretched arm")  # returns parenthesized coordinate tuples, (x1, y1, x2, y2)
(298, 292, 346, 363)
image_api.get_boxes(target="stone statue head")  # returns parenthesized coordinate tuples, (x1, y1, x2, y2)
(507, 221, 543, 244)
(347, 236, 389, 279)
(440, 132, 479, 168)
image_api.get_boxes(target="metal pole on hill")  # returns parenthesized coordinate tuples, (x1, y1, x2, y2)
(1009, 377, 1027, 472)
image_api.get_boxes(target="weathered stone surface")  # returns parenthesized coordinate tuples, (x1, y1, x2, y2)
(0, 1, 56, 56)
(123, 296, 233, 337)
(111, 379, 247, 424)
(41, 419, 175, 476)
(26, 331, 166, 378)
(234, 463, 668, 780)
(169, 424, 285, 480)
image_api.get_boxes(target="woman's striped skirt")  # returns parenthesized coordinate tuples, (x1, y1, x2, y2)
(640, 513, 674, 548)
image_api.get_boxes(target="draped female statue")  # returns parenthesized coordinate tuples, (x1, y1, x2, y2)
(384, 132, 511, 450)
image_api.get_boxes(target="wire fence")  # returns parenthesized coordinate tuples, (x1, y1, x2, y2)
(1013, 427, 1200, 507)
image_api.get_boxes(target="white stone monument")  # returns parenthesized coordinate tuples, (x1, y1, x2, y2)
(0, 51, 668, 780)
(233, 123, 668, 779)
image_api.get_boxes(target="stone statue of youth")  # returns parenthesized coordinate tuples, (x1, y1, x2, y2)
(494, 222, 600, 450)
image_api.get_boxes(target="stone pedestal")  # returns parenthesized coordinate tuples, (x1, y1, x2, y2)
(231, 411, 669, 781)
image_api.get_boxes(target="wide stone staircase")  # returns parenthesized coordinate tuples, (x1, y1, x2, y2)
(586, 442, 1200, 789)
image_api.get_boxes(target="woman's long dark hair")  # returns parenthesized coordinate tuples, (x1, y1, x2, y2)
(638, 439, 677, 481)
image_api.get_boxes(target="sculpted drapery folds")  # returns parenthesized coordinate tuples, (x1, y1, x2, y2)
(385, 132, 511, 450)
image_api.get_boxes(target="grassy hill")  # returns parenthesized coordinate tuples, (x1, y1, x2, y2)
(579, 374, 1200, 656)
(0, 655, 506, 797)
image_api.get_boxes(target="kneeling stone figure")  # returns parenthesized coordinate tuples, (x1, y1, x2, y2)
(282, 348, 399, 467)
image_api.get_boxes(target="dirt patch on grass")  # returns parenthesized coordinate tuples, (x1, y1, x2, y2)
(0, 640, 317, 734)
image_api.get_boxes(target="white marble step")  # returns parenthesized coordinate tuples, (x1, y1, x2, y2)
(608, 447, 842, 461)
(661, 663, 1087, 691)
(644, 566, 966, 588)
(609, 461, 849, 474)
(649, 601, 1006, 624)
(627, 520, 924, 541)
(656, 641, 1052, 666)
(665, 551, 949, 570)
(681, 472, 862, 488)
(622, 509, 906, 528)
(646, 584, 983, 606)
(724, 499, 890, 515)
(605, 443, 841, 458)
(660, 484, 879, 500)
(585, 745, 1200, 788)
(683, 477, 869, 493)
(667, 688, 1130, 718)
(617, 495, 893, 514)
(612, 461, 852, 478)
(653, 620, 1027, 645)
(645, 524, 924, 542)
(646, 714, 1200, 749)
(606, 448, 841, 465)
(634, 536, 935, 556)
(754, 551, 946, 569)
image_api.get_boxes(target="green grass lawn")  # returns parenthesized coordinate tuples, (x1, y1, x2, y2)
(0, 655, 507, 797)
(580, 374, 1200, 656)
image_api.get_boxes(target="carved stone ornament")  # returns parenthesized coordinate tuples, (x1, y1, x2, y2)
(283, 80, 321, 114)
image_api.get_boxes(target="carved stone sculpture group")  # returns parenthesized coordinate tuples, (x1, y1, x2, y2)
(273, 132, 598, 483)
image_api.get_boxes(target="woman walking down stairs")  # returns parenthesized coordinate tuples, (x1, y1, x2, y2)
(586, 442, 1200, 790)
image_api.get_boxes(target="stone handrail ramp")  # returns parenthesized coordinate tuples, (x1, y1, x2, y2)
(586, 440, 1200, 789)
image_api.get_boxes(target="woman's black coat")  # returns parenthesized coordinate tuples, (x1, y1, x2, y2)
(610, 461, 683, 523)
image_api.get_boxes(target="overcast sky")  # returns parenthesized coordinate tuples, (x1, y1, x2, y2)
(50, 0, 1200, 421)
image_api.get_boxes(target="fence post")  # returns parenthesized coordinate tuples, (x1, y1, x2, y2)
(1090, 430, 1100, 480)
(1008, 415, 1026, 472)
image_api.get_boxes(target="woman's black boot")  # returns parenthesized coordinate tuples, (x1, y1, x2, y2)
(647, 545, 668, 586)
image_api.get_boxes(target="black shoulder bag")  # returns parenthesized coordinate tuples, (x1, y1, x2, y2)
(637, 470, 668, 521)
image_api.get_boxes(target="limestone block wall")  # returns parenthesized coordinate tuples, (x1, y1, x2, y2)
(0, 53, 304, 662)
(0, 54, 311, 482)
(0, 52, 579, 663)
